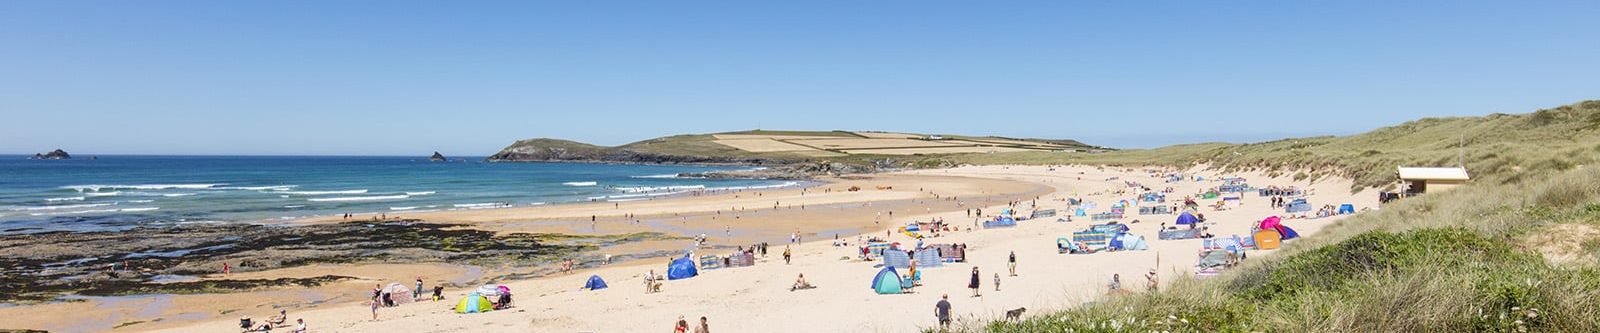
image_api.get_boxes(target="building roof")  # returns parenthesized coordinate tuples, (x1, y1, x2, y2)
(1397, 167, 1470, 181)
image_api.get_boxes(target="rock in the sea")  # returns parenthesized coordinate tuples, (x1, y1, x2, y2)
(430, 151, 447, 162)
(31, 149, 71, 160)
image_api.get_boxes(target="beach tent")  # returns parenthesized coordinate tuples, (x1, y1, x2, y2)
(1253, 229, 1282, 250)
(1175, 211, 1199, 225)
(667, 254, 698, 280)
(1074, 208, 1087, 217)
(454, 293, 494, 314)
(1278, 225, 1300, 240)
(382, 283, 416, 305)
(1108, 233, 1149, 251)
(870, 267, 904, 294)
(584, 275, 608, 290)
(1338, 204, 1356, 215)
(882, 250, 912, 269)
(1258, 216, 1300, 241)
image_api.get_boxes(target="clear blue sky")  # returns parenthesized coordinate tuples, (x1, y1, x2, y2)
(2, 1, 1597, 155)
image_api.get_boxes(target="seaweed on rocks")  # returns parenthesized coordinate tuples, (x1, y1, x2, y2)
(0, 220, 593, 303)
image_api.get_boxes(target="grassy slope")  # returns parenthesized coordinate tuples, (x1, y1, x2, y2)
(931, 101, 1600, 191)
(497, 130, 1104, 163)
(943, 101, 1600, 332)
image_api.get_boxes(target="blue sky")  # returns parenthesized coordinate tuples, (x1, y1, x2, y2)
(2, 1, 1596, 155)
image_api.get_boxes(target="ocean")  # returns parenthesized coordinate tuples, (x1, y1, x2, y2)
(0, 155, 795, 234)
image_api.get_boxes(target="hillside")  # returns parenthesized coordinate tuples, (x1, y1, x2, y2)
(930, 100, 1600, 190)
(487, 130, 1107, 166)
(943, 100, 1600, 332)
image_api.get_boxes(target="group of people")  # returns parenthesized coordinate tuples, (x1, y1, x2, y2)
(672, 316, 712, 333)
(239, 310, 306, 332)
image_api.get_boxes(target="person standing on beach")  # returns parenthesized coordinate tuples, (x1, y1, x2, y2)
(1145, 269, 1159, 291)
(370, 288, 380, 320)
(222, 262, 230, 276)
(694, 316, 710, 333)
(413, 277, 424, 300)
(934, 294, 952, 330)
(968, 267, 981, 297)
(783, 246, 792, 265)
(1008, 251, 1018, 276)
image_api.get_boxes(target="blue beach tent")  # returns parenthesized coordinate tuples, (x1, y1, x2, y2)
(667, 254, 698, 280)
(584, 275, 608, 290)
(1175, 211, 1199, 225)
(871, 267, 904, 294)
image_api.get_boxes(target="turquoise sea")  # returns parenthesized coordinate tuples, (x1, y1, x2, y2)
(0, 156, 793, 234)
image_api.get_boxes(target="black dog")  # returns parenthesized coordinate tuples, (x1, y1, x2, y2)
(1004, 307, 1026, 320)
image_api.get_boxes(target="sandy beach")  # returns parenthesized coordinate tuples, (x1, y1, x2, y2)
(3, 166, 1376, 333)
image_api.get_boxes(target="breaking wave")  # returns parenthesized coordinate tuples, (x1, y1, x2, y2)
(306, 194, 409, 202)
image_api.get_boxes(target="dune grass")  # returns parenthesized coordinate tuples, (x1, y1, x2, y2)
(937, 101, 1600, 332)
(935, 101, 1600, 191)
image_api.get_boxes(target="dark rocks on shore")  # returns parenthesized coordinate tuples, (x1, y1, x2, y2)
(30, 149, 70, 160)
(0, 220, 608, 303)
(430, 151, 447, 162)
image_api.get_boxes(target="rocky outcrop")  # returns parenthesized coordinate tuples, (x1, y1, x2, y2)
(31, 149, 70, 160)
(430, 151, 447, 162)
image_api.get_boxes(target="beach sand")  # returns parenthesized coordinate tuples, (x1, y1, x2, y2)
(3, 166, 1377, 333)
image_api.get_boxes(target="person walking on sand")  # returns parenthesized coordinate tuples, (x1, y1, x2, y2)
(934, 294, 952, 330)
(968, 267, 981, 297)
(783, 246, 792, 265)
(994, 273, 1001, 291)
(1008, 251, 1018, 276)
(222, 262, 230, 276)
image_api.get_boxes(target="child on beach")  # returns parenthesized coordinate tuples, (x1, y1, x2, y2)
(783, 246, 792, 265)
(994, 273, 1001, 291)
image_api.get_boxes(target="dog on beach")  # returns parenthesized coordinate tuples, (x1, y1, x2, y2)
(1004, 307, 1026, 320)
